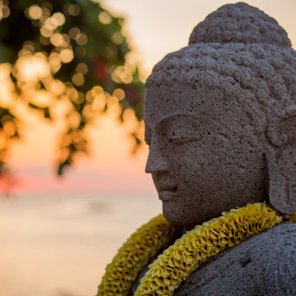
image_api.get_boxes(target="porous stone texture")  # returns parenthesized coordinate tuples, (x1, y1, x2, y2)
(142, 2, 296, 294)
(189, 2, 291, 47)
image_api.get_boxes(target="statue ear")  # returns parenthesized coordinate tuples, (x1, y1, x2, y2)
(267, 105, 296, 214)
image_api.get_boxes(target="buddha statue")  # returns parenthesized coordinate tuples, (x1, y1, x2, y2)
(98, 3, 296, 295)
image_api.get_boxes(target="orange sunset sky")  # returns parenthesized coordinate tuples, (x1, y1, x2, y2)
(3, 0, 296, 197)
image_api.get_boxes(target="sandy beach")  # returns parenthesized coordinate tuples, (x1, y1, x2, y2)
(0, 194, 161, 296)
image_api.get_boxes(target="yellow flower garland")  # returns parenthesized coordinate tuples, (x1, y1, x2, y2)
(97, 203, 294, 296)
(97, 214, 176, 296)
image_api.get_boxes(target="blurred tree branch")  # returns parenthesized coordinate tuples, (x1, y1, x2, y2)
(0, 0, 144, 177)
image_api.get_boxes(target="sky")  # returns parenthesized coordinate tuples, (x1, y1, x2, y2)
(106, 0, 296, 72)
(4, 0, 296, 197)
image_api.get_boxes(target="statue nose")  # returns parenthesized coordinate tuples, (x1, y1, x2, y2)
(145, 140, 169, 174)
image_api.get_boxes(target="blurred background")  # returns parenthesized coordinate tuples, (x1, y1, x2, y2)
(0, 1, 295, 295)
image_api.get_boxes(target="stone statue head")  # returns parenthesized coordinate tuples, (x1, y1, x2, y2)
(144, 2, 296, 228)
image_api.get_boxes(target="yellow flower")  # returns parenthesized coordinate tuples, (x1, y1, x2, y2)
(97, 214, 175, 296)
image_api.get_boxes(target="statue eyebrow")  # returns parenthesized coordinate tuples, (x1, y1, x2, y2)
(155, 112, 197, 127)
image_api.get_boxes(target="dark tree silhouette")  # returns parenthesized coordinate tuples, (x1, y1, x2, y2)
(0, 0, 144, 176)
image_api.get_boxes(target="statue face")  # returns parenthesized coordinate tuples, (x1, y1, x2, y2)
(144, 81, 268, 227)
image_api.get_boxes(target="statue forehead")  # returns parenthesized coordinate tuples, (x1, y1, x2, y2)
(144, 80, 241, 129)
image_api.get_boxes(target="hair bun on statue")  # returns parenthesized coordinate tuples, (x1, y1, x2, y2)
(189, 2, 291, 47)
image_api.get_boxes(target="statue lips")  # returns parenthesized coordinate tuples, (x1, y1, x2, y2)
(157, 185, 178, 201)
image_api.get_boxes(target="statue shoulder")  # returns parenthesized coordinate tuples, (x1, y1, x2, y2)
(175, 222, 296, 295)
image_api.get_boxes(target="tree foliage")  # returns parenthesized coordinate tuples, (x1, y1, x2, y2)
(0, 0, 144, 176)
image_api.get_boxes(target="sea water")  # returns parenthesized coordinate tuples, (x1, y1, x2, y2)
(0, 194, 161, 296)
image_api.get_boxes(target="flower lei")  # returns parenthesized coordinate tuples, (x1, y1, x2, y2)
(97, 203, 295, 296)
(97, 214, 176, 295)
